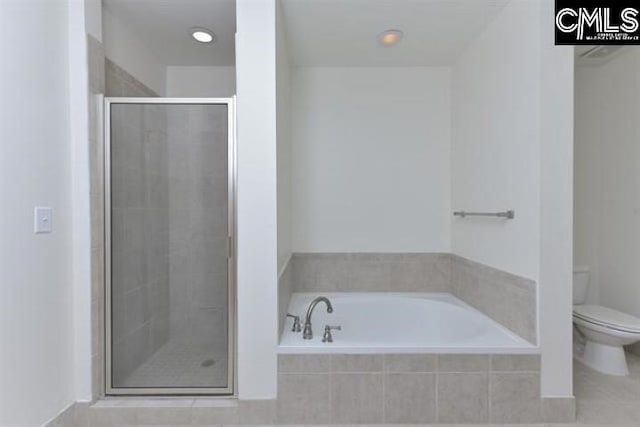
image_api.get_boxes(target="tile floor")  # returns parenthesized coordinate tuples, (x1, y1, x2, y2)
(119, 339, 228, 389)
(569, 351, 640, 426)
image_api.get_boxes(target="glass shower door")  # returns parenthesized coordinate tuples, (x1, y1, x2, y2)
(105, 99, 234, 395)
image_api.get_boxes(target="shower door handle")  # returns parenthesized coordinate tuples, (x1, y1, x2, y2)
(227, 236, 234, 259)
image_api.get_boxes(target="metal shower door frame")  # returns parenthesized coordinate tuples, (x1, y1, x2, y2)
(103, 97, 237, 396)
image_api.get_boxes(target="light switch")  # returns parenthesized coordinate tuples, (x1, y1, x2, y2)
(34, 207, 53, 233)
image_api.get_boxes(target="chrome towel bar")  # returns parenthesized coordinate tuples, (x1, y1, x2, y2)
(453, 210, 515, 219)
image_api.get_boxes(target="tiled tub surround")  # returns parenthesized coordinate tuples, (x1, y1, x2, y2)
(289, 253, 537, 344)
(276, 353, 573, 424)
(451, 256, 537, 345)
(291, 253, 450, 293)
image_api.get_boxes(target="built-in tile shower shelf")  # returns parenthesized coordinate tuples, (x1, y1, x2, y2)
(453, 210, 515, 219)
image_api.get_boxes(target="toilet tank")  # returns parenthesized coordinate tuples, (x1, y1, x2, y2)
(573, 266, 590, 305)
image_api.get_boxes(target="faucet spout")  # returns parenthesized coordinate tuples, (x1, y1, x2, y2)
(303, 296, 333, 340)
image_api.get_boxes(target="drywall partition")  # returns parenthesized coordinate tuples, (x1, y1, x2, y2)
(450, 0, 541, 281)
(291, 67, 451, 253)
(166, 66, 236, 97)
(575, 50, 640, 317)
(277, 2, 293, 273)
(0, 0, 77, 424)
(102, 6, 166, 96)
(539, 0, 574, 400)
(70, 0, 94, 403)
(236, 0, 278, 399)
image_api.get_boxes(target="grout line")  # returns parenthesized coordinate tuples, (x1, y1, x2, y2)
(381, 366, 386, 423)
(382, 353, 387, 423)
(489, 353, 493, 422)
(328, 354, 333, 424)
(435, 371, 439, 422)
(488, 370, 493, 423)
(278, 372, 329, 376)
(435, 354, 439, 422)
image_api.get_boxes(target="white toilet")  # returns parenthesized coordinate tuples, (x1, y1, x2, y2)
(573, 266, 640, 375)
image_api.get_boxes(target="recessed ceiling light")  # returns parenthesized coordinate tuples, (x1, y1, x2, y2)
(190, 27, 215, 44)
(378, 29, 403, 47)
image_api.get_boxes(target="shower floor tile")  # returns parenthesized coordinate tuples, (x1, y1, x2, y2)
(119, 339, 228, 389)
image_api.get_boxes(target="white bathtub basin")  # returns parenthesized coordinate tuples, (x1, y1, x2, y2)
(279, 293, 536, 354)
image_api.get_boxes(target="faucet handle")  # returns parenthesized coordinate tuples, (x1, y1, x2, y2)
(286, 313, 302, 332)
(322, 325, 342, 343)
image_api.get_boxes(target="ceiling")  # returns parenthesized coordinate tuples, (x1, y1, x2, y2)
(103, 0, 236, 67)
(280, 0, 511, 67)
(574, 46, 630, 67)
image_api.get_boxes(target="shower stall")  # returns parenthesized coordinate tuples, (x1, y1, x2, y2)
(104, 98, 235, 395)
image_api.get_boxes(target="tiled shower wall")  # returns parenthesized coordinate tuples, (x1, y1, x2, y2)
(285, 253, 536, 343)
(105, 58, 159, 98)
(166, 105, 229, 350)
(87, 34, 160, 398)
(89, 40, 232, 393)
(110, 103, 171, 385)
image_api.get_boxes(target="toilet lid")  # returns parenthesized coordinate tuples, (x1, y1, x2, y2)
(574, 305, 640, 333)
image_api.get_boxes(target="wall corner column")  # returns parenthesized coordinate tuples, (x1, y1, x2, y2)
(235, 0, 279, 399)
(539, 0, 575, 399)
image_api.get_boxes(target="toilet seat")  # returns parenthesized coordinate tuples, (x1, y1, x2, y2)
(573, 305, 640, 334)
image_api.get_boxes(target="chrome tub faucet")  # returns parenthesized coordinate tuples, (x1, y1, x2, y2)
(286, 313, 302, 332)
(303, 296, 333, 339)
(322, 325, 342, 343)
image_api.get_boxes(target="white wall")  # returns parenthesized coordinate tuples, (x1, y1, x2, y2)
(539, 0, 574, 398)
(574, 49, 640, 317)
(0, 0, 77, 425)
(276, 3, 293, 271)
(451, 0, 541, 281)
(291, 67, 451, 253)
(71, 0, 93, 403)
(84, 0, 102, 42)
(236, 0, 278, 399)
(166, 66, 236, 97)
(102, 7, 166, 95)
(573, 62, 604, 304)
